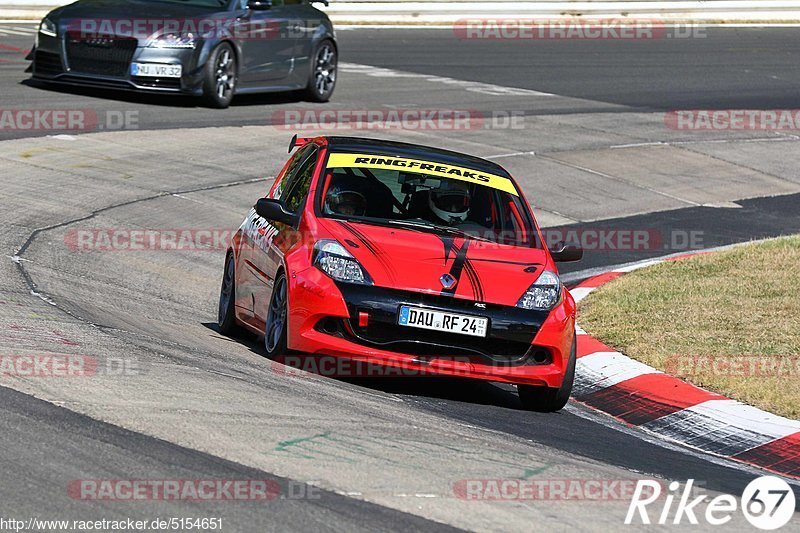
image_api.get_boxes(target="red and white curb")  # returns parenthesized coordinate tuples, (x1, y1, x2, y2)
(571, 253, 800, 479)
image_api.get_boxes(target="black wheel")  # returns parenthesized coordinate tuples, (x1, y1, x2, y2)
(264, 270, 289, 358)
(218, 253, 242, 336)
(202, 42, 237, 108)
(518, 337, 576, 412)
(303, 39, 337, 102)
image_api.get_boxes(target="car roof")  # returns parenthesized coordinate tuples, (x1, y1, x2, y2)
(323, 136, 513, 178)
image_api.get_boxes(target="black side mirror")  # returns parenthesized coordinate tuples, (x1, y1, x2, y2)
(255, 198, 298, 226)
(549, 241, 583, 262)
(247, 0, 272, 10)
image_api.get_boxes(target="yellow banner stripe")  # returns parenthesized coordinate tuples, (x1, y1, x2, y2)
(326, 153, 518, 196)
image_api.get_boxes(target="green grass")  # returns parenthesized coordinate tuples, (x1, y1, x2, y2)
(578, 235, 800, 419)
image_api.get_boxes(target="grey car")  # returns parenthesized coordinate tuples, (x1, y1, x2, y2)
(29, 0, 337, 108)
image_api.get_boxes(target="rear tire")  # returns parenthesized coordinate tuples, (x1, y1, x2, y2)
(264, 270, 289, 359)
(202, 42, 237, 108)
(303, 39, 337, 102)
(218, 253, 242, 336)
(518, 337, 576, 412)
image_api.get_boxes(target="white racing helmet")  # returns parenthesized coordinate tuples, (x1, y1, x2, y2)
(429, 181, 470, 224)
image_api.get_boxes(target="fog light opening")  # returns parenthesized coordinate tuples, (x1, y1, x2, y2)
(531, 347, 552, 365)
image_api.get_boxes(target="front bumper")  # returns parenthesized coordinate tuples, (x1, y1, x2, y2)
(287, 267, 576, 387)
(31, 32, 205, 95)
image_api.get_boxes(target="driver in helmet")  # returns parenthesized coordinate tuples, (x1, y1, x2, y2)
(428, 180, 471, 226)
(324, 184, 368, 217)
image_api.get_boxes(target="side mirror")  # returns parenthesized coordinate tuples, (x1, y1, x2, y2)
(549, 241, 583, 262)
(255, 198, 298, 226)
(247, 0, 272, 10)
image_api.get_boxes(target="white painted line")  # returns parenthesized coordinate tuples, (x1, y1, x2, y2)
(689, 399, 800, 438)
(485, 150, 536, 159)
(642, 399, 800, 456)
(569, 286, 595, 302)
(0, 28, 32, 35)
(612, 259, 664, 273)
(574, 351, 661, 396)
(340, 62, 555, 97)
(337, 23, 800, 29)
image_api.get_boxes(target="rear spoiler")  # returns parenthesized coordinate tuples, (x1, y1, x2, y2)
(288, 134, 313, 153)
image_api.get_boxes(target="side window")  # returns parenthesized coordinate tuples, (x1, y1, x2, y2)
(271, 145, 313, 200)
(281, 148, 318, 213)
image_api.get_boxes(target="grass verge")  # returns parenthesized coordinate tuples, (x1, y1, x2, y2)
(578, 235, 800, 419)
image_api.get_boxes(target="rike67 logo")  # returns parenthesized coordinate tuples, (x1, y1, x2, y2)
(626, 476, 796, 530)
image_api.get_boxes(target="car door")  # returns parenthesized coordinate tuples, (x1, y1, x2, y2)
(234, 0, 299, 84)
(252, 145, 318, 323)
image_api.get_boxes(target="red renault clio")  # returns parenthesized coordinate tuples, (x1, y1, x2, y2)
(218, 135, 582, 411)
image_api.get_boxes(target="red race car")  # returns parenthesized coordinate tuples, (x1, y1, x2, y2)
(218, 136, 583, 411)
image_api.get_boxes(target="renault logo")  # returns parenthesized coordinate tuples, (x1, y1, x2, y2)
(440, 273, 457, 289)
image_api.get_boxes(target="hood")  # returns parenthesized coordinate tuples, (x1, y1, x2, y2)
(319, 219, 551, 307)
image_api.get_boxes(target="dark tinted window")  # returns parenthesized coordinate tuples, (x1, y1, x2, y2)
(281, 148, 318, 213)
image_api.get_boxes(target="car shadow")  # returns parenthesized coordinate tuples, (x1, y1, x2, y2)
(201, 320, 527, 411)
(22, 78, 311, 108)
(343, 375, 525, 410)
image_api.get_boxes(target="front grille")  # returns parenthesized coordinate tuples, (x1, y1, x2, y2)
(132, 77, 182, 90)
(33, 50, 63, 76)
(353, 321, 532, 358)
(333, 283, 549, 364)
(66, 34, 137, 77)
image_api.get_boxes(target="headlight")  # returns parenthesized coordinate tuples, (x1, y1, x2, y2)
(147, 32, 196, 49)
(313, 240, 372, 285)
(39, 17, 57, 37)
(516, 270, 561, 311)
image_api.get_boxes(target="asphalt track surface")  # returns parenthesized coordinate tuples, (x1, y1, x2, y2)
(1, 23, 800, 531)
(2, 26, 800, 139)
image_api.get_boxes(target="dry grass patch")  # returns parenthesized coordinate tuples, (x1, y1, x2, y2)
(578, 236, 800, 419)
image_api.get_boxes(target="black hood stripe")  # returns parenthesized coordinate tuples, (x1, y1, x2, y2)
(338, 221, 397, 280)
(441, 238, 470, 296)
(463, 260, 484, 302)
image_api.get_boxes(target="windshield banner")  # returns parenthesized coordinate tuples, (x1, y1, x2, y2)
(326, 153, 519, 196)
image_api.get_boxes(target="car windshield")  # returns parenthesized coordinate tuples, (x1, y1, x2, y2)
(319, 152, 538, 247)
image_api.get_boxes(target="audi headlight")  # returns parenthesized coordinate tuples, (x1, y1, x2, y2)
(39, 17, 57, 37)
(147, 32, 196, 49)
(517, 270, 561, 311)
(313, 240, 372, 285)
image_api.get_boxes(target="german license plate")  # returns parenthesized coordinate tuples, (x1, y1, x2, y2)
(398, 305, 488, 337)
(131, 63, 182, 78)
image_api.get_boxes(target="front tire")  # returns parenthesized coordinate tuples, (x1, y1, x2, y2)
(218, 253, 242, 336)
(303, 39, 337, 102)
(518, 337, 576, 412)
(202, 42, 237, 108)
(264, 270, 289, 358)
